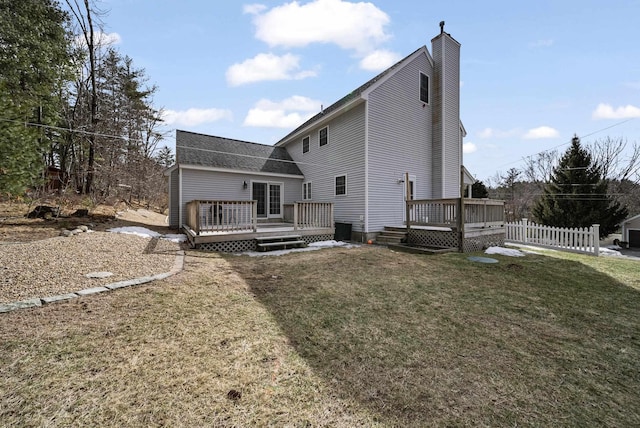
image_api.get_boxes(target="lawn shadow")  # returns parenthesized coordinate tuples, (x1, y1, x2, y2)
(227, 246, 640, 426)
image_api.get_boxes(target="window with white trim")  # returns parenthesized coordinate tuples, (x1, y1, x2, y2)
(319, 126, 328, 147)
(420, 72, 429, 104)
(303, 182, 312, 200)
(302, 136, 310, 153)
(335, 175, 346, 196)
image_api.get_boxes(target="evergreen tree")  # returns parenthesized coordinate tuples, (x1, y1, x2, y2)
(532, 135, 628, 237)
(465, 180, 489, 198)
(0, 0, 73, 195)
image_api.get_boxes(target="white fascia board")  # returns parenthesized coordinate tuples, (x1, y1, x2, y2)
(623, 213, 640, 225)
(462, 165, 476, 184)
(460, 120, 467, 137)
(180, 163, 304, 179)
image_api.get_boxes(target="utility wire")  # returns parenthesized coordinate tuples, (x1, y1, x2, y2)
(493, 117, 636, 170)
(0, 117, 174, 146)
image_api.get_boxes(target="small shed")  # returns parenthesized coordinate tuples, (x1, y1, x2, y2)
(621, 214, 640, 248)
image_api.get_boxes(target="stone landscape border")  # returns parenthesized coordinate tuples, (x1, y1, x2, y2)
(0, 250, 185, 314)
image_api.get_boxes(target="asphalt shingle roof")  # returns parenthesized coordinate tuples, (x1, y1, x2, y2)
(176, 130, 303, 176)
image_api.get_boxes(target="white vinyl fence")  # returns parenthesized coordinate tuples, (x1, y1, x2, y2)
(506, 218, 600, 256)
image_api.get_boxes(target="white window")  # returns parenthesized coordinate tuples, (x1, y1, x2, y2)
(303, 182, 312, 200)
(420, 72, 429, 104)
(302, 136, 310, 153)
(335, 175, 347, 196)
(319, 126, 328, 147)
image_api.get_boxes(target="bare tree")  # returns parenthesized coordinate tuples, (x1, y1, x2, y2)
(64, 0, 101, 194)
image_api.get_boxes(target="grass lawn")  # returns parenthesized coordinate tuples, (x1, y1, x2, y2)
(1, 245, 639, 426)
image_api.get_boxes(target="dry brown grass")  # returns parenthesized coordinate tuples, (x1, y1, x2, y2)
(1, 245, 639, 426)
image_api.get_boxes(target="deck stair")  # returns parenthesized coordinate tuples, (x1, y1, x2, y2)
(375, 227, 408, 245)
(256, 234, 306, 252)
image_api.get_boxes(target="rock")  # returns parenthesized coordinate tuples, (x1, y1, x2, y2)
(60, 230, 73, 237)
(26, 205, 60, 219)
(71, 229, 83, 235)
(71, 209, 89, 217)
(85, 271, 113, 279)
(79, 225, 89, 232)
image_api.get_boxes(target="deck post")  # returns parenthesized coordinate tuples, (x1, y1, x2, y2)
(195, 200, 201, 236)
(252, 201, 258, 232)
(405, 172, 411, 232)
(293, 202, 299, 231)
(458, 166, 465, 252)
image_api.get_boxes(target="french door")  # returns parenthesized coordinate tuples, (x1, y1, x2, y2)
(252, 182, 282, 218)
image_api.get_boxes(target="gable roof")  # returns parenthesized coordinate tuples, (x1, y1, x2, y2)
(175, 130, 303, 176)
(275, 46, 430, 146)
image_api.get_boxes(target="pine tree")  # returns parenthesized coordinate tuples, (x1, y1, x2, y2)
(465, 180, 489, 198)
(532, 135, 628, 237)
(0, 0, 73, 195)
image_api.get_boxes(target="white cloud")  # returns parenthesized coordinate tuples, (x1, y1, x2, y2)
(243, 96, 321, 128)
(359, 49, 402, 71)
(162, 108, 233, 126)
(529, 39, 554, 48)
(76, 31, 121, 48)
(463, 141, 477, 154)
(226, 53, 317, 86)
(477, 127, 520, 139)
(592, 103, 640, 119)
(243, 3, 267, 14)
(523, 126, 559, 139)
(251, 0, 391, 54)
(478, 128, 494, 139)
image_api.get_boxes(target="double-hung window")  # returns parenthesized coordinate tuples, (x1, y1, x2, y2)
(302, 136, 310, 153)
(419, 72, 429, 104)
(335, 175, 347, 196)
(319, 126, 328, 147)
(303, 182, 312, 200)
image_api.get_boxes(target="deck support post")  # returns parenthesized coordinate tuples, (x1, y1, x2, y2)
(405, 172, 411, 233)
(458, 166, 465, 252)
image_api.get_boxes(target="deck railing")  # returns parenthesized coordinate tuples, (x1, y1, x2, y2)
(186, 200, 334, 235)
(406, 198, 505, 228)
(185, 200, 257, 235)
(292, 201, 334, 230)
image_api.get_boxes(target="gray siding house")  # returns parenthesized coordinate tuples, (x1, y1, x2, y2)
(168, 29, 475, 242)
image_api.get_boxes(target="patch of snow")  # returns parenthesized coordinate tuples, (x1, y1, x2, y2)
(308, 240, 358, 249)
(600, 247, 624, 257)
(468, 256, 499, 263)
(107, 226, 186, 243)
(485, 246, 525, 257)
(108, 226, 162, 238)
(239, 240, 360, 257)
(162, 234, 188, 243)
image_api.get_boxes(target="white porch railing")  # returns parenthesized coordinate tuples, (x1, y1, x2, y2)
(506, 218, 600, 256)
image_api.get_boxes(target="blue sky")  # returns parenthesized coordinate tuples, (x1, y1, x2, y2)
(93, 0, 640, 181)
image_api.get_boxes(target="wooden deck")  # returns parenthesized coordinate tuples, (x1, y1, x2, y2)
(183, 223, 335, 247)
(183, 200, 335, 250)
